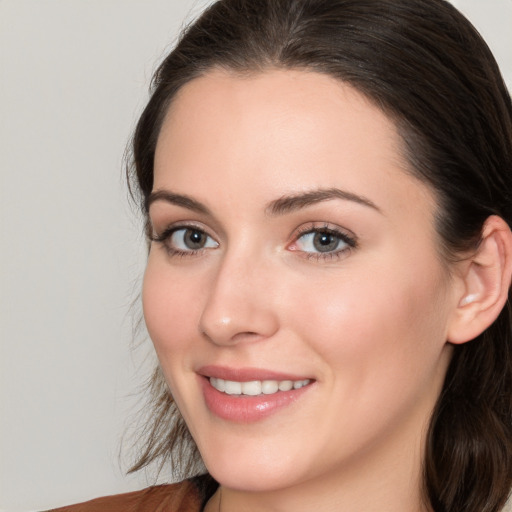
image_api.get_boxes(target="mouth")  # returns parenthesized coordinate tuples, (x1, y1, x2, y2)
(209, 377, 311, 396)
(198, 366, 315, 422)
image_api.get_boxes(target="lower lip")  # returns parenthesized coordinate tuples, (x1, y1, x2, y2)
(201, 377, 313, 423)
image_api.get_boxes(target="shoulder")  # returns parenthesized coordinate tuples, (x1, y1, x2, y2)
(44, 478, 203, 512)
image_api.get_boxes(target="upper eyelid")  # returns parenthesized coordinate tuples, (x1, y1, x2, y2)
(150, 220, 214, 239)
(150, 220, 358, 250)
(287, 225, 358, 260)
(151, 225, 219, 256)
(148, 211, 227, 241)
(292, 222, 358, 242)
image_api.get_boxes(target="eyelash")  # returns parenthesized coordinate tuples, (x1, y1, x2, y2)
(290, 223, 357, 262)
(150, 222, 357, 261)
(150, 223, 217, 258)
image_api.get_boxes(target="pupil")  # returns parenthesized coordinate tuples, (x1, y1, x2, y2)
(313, 232, 338, 252)
(185, 229, 205, 249)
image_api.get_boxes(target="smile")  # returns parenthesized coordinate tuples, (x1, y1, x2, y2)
(209, 377, 311, 396)
(200, 369, 315, 422)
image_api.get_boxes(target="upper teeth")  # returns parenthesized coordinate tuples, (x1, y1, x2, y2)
(210, 377, 311, 396)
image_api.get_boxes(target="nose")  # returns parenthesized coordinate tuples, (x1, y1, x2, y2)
(199, 252, 279, 346)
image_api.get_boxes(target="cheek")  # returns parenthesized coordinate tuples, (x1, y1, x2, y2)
(142, 255, 202, 358)
(288, 263, 451, 449)
(290, 259, 450, 384)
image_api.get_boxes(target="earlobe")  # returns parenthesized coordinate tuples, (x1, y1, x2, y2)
(447, 215, 512, 344)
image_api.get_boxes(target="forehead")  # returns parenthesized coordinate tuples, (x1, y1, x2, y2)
(153, 69, 435, 222)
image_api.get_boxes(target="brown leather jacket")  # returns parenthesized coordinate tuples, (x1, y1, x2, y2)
(46, 479, 204, 512)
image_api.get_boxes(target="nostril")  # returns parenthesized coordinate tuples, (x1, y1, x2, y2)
(199, 292, 280, 346)
(201, 327, 268, 346)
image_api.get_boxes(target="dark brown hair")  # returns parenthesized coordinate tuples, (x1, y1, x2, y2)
(126, 1, 512, 510)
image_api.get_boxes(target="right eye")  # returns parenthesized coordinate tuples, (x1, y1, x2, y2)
(171, 228, 218, 251)
(152, 226, 219, 255)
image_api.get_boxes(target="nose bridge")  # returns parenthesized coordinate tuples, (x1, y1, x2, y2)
(199, 243, 279, 345)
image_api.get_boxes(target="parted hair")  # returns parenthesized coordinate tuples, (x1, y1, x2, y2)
(126, 1, 512, 510)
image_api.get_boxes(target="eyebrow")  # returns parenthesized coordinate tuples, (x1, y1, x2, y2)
(145, 187, 381, 217)
(266, 188, 381, 216)
(145, 190, 212, 216)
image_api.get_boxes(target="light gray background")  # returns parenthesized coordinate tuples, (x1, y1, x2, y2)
(1, 1, 511, 511)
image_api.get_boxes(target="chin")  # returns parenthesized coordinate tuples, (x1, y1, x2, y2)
(207, 463, 299, 493)
(198, 435, 308, 493)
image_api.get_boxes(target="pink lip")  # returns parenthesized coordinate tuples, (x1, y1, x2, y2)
(197, 366, 314, 423)
(198, 365, 310, 382)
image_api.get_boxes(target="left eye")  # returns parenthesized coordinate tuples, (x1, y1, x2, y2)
(170, 228, 218, 251)
(294, 230, 349, 253)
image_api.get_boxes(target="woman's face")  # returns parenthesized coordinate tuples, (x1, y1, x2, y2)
(143, 70, 457, 494)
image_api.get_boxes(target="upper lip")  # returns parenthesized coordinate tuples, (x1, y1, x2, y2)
(197, 365, 312, 382)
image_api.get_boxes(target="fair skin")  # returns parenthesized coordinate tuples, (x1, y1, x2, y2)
(143, 69, 512, 512)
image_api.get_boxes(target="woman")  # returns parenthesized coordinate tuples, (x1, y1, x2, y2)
(52, 0, 512, 510)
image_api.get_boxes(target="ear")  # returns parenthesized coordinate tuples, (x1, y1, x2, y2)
(447, 215, 512, 344)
